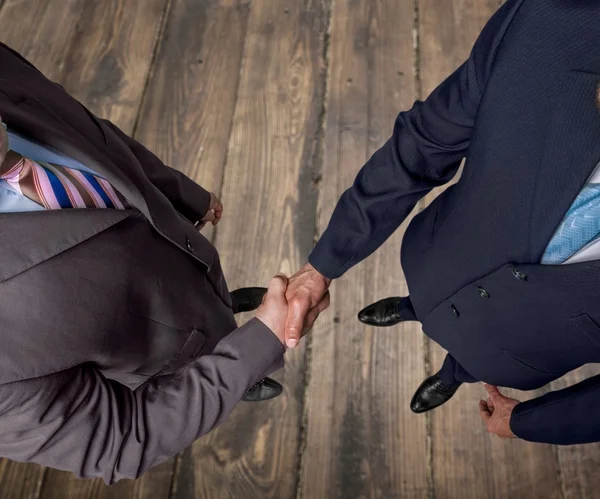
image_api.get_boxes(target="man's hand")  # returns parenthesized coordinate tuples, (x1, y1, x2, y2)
(284, 263, 331, 349)
(198, 192, 223, 229)
(479, 384, 520, 439)
(255, 274, 290, 346)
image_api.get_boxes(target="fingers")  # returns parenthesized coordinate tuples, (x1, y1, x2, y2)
(202, 210, 216, 223)
(267, 273, 288, 297)
(479, 400, 492, 422)
(303, 306, 320, 333)
(302, 291, 331, 331)
(213, 198, 223, 219)
(203, 193, 223, 226)
(484, 384, 504, 403)
(285, 292, 311, 349)
(315, 291, 331, 313)
(283, 264, 331, 349)
(212, 201, 223, 226)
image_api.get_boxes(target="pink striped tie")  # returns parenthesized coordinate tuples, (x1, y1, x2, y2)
(0, 150, 130, 210)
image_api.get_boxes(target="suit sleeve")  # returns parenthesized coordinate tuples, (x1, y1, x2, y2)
(101, 119, 212, 224)
(510, 374, 600, 445)
(308, 0, 524, 279)
(0, 318, 284, 484)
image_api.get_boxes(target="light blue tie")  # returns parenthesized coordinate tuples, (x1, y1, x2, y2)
(542, 183, 600, 264)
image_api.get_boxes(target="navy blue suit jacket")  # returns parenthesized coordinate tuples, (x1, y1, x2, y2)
(309, 0, 600, 445)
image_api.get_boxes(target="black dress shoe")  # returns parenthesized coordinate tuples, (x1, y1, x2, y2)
(230, 287, 267, 314)
(410, 373, 460, 413)
(358, 296, 416, 327)
(243, 377, 283, 402)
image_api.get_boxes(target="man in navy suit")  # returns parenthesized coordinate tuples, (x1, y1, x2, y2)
(284, 0, 600, 444)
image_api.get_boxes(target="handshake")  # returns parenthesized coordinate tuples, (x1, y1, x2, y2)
(202, 193, 332, 347)
(255, 263, 332, 348)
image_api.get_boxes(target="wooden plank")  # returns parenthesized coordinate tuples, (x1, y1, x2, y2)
(0, 460, 44, 499)
(0, 0, 84, 79)
(419, 1, 562, 498)
(299, 1, 428, 498)
(133, 0, 251, 244)
(169, 1, 329, 498)
(53, 0, 170, 132)
(551, 365, 600, 498)
(26, 1, 173, 498)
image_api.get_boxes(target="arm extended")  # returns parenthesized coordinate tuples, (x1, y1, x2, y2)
(0, 319, 283, 484)
(309, 0, 523, 279)
(511, 374, 600, 445)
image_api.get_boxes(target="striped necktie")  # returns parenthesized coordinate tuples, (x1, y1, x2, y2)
(0, 150, 130, 210)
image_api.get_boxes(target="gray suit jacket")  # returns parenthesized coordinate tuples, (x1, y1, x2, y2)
(0, 42, 284, 484)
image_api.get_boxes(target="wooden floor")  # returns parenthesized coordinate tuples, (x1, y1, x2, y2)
(1, 0, 600, 498)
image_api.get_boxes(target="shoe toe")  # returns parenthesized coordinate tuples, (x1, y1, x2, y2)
(409, 394, 429, 414)
(357, 305, 376, 324)
(231, 287, 268, 314)
(243, 378, 282, 402)
(260, 378, 283, 399)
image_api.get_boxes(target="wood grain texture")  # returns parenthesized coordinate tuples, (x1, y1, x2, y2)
(56, 0, 169, 132)
(299, 1, 429, 498)
(134, 0, 251, 244)
(419, 1, 561, 498)
(0, 0, 84, 79)
(550, 364, 600, 499)
(0, 460, 45, 499)
(170, 0, 329, 498)
(38, 462, 175, 499)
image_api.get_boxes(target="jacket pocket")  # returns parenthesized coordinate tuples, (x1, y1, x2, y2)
(150, 328, 207, 379)
(572, 314, 600, 347)
(504, 351, 563, 377)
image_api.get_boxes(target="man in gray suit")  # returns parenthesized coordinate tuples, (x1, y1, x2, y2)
(0, 42, 329, 484)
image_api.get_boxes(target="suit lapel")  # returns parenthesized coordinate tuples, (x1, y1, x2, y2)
(529, 70, 600, 260)
(0, 209, 132, 283)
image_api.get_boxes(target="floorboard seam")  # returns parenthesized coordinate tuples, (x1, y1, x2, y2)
(295, 0, 333, 497)
(131, 0, 173, 140)
(33, 466, 48, 499)
(212, 1, 252, 236)
(553, 445, 567, 499)
(168, 453, 183, 499)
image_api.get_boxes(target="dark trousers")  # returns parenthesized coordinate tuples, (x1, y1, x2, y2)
(402, 296, 479, 387)
(438, 354, 479, 386)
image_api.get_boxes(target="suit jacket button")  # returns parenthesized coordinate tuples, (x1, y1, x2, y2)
(477, 287, 490, 298)
(511, 268, 527, 280)
(451, 304, 460, 318)
(186, 237, 194, 253)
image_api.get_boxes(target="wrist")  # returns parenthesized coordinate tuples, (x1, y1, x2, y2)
(255, 315, 286, 349)
(304, 262, 332, 286)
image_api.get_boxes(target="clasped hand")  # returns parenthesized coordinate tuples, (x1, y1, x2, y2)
(255, 263, 332, 348)
(199, 195, 332, 347)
